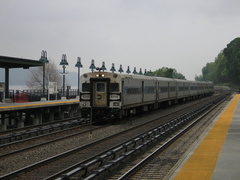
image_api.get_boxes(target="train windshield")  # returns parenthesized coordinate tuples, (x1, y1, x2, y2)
(96, 82, 105, 92)
(82, 83, 90, 92)
(110, 83, 119, 92)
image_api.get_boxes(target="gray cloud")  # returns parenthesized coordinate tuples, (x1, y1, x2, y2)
(1, 0, 240, 80)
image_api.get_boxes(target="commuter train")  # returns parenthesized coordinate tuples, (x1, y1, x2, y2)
(79, 71, 214, 121)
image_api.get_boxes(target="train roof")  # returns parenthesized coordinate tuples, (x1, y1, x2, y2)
(81, 71, 213, 84)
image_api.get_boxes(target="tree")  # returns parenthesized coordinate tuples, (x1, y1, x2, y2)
(153, 67, 186, 79)
(198, 37, 240, 86)
(214, 51, 228, 83)
(195, 74, 203, 81)
(223, 37, 240, 85)
(202, 62, 216, 81)
(25, 61, 62, 90)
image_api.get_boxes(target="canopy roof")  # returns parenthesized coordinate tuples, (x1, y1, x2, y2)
(0, 55, 43, 69)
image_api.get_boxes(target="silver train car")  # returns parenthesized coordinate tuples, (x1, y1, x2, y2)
(79, 72, 214, 121)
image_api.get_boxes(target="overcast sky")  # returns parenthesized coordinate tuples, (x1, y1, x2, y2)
(1, 0, 239, 80)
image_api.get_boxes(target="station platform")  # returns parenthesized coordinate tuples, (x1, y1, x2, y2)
(169, 94, 240, 180)
(0, 99, 79, 112)
(0, 99, 80, 131)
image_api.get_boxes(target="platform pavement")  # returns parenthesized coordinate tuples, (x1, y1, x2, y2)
(0, 99, 80, 131)
(0, 99, 79, 112)
(167, 94, 240, 180)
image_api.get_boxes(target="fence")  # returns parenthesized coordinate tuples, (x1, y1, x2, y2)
(7, 89, 79, 103)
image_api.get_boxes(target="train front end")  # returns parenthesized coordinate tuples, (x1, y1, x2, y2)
(80, 72, 122, 122)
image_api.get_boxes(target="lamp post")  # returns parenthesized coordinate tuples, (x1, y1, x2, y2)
(39, 50, 49, 97)
(101, 61, 106, 71)
(60, 54, 68, 97)
(89, 59, 96, 72)
(133, 67, 137, 74)
(110, 63, 116, 73)
(118, 64, 124, 73)
(126, 66, 131, 74)
(75, 57, 83, 95)
(144, 69, 147, 75)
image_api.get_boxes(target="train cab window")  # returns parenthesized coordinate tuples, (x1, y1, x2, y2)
(110, 83, 119, 92)
(82, 83, 90, 92)
(96, 82, 105, 92)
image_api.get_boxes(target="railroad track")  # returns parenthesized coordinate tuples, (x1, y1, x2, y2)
(0, 117, 89, 145)
(0, 93, 229, 179)
(110, 94, 231, 180)
(0, 123, 106, 158)
(53, 93, 230, 180)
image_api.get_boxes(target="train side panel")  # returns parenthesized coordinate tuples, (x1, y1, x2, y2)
(122, 78, 142, 106)
(143, 79, 157, 103)
(158, 79, 169, 101)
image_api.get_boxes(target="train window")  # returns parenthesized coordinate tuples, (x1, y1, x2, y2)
(110, 83, 119, 92)
(96, 82, 105, 92)
(170, 87, 175, 92)
(82, 83, 90, 92)
(160, 87, 168, 93)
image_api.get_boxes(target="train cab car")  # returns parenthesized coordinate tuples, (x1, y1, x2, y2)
(80, 72, 122, 121)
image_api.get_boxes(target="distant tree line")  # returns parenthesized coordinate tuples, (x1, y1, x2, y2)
(195, 37, 240, 87)
(151, 67, 186, 79)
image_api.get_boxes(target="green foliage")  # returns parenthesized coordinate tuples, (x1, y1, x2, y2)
(195, 74, 203, 81)
(144, 70, 155, 76)
(150, 67, 186, 79)
(223, 38, 240, 85)
(197, 37, 240, 87)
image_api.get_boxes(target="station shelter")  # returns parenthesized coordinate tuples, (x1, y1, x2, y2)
(0, 55, 43, 103)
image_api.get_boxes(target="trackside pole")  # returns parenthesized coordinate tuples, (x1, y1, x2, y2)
(90, 107, 92, 134)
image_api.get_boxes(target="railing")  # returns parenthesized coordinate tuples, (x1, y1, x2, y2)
(3, 89, 79, 103)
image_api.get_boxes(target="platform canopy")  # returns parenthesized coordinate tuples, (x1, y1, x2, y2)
(0, 55, 43, 69)
(0, 55, 43, 100)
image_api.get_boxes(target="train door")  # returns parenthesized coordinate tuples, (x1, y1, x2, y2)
(91, 79, 110, 107)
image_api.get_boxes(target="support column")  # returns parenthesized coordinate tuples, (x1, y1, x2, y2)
(33, 113, 43, 125)
(5, 67, 9, 98)
(17, 112, 24, 128)
(59, 108, 64, 120)
(10, 114, 15, 127)
(49, 112, 54, 122)
(4, 114, 10, 127)
(69, 109, 74, 118)
(76, 107, 81, 117)
(0, 113, 7, 131)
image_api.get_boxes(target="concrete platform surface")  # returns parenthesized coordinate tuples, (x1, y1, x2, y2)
(169, 94, 240, 180)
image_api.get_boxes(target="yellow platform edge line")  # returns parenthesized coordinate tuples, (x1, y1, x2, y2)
(174, 94, 240, 180)
(0, 100, 79, 109)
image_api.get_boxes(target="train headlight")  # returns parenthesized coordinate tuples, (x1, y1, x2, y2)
(96, 74, 105, 77)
